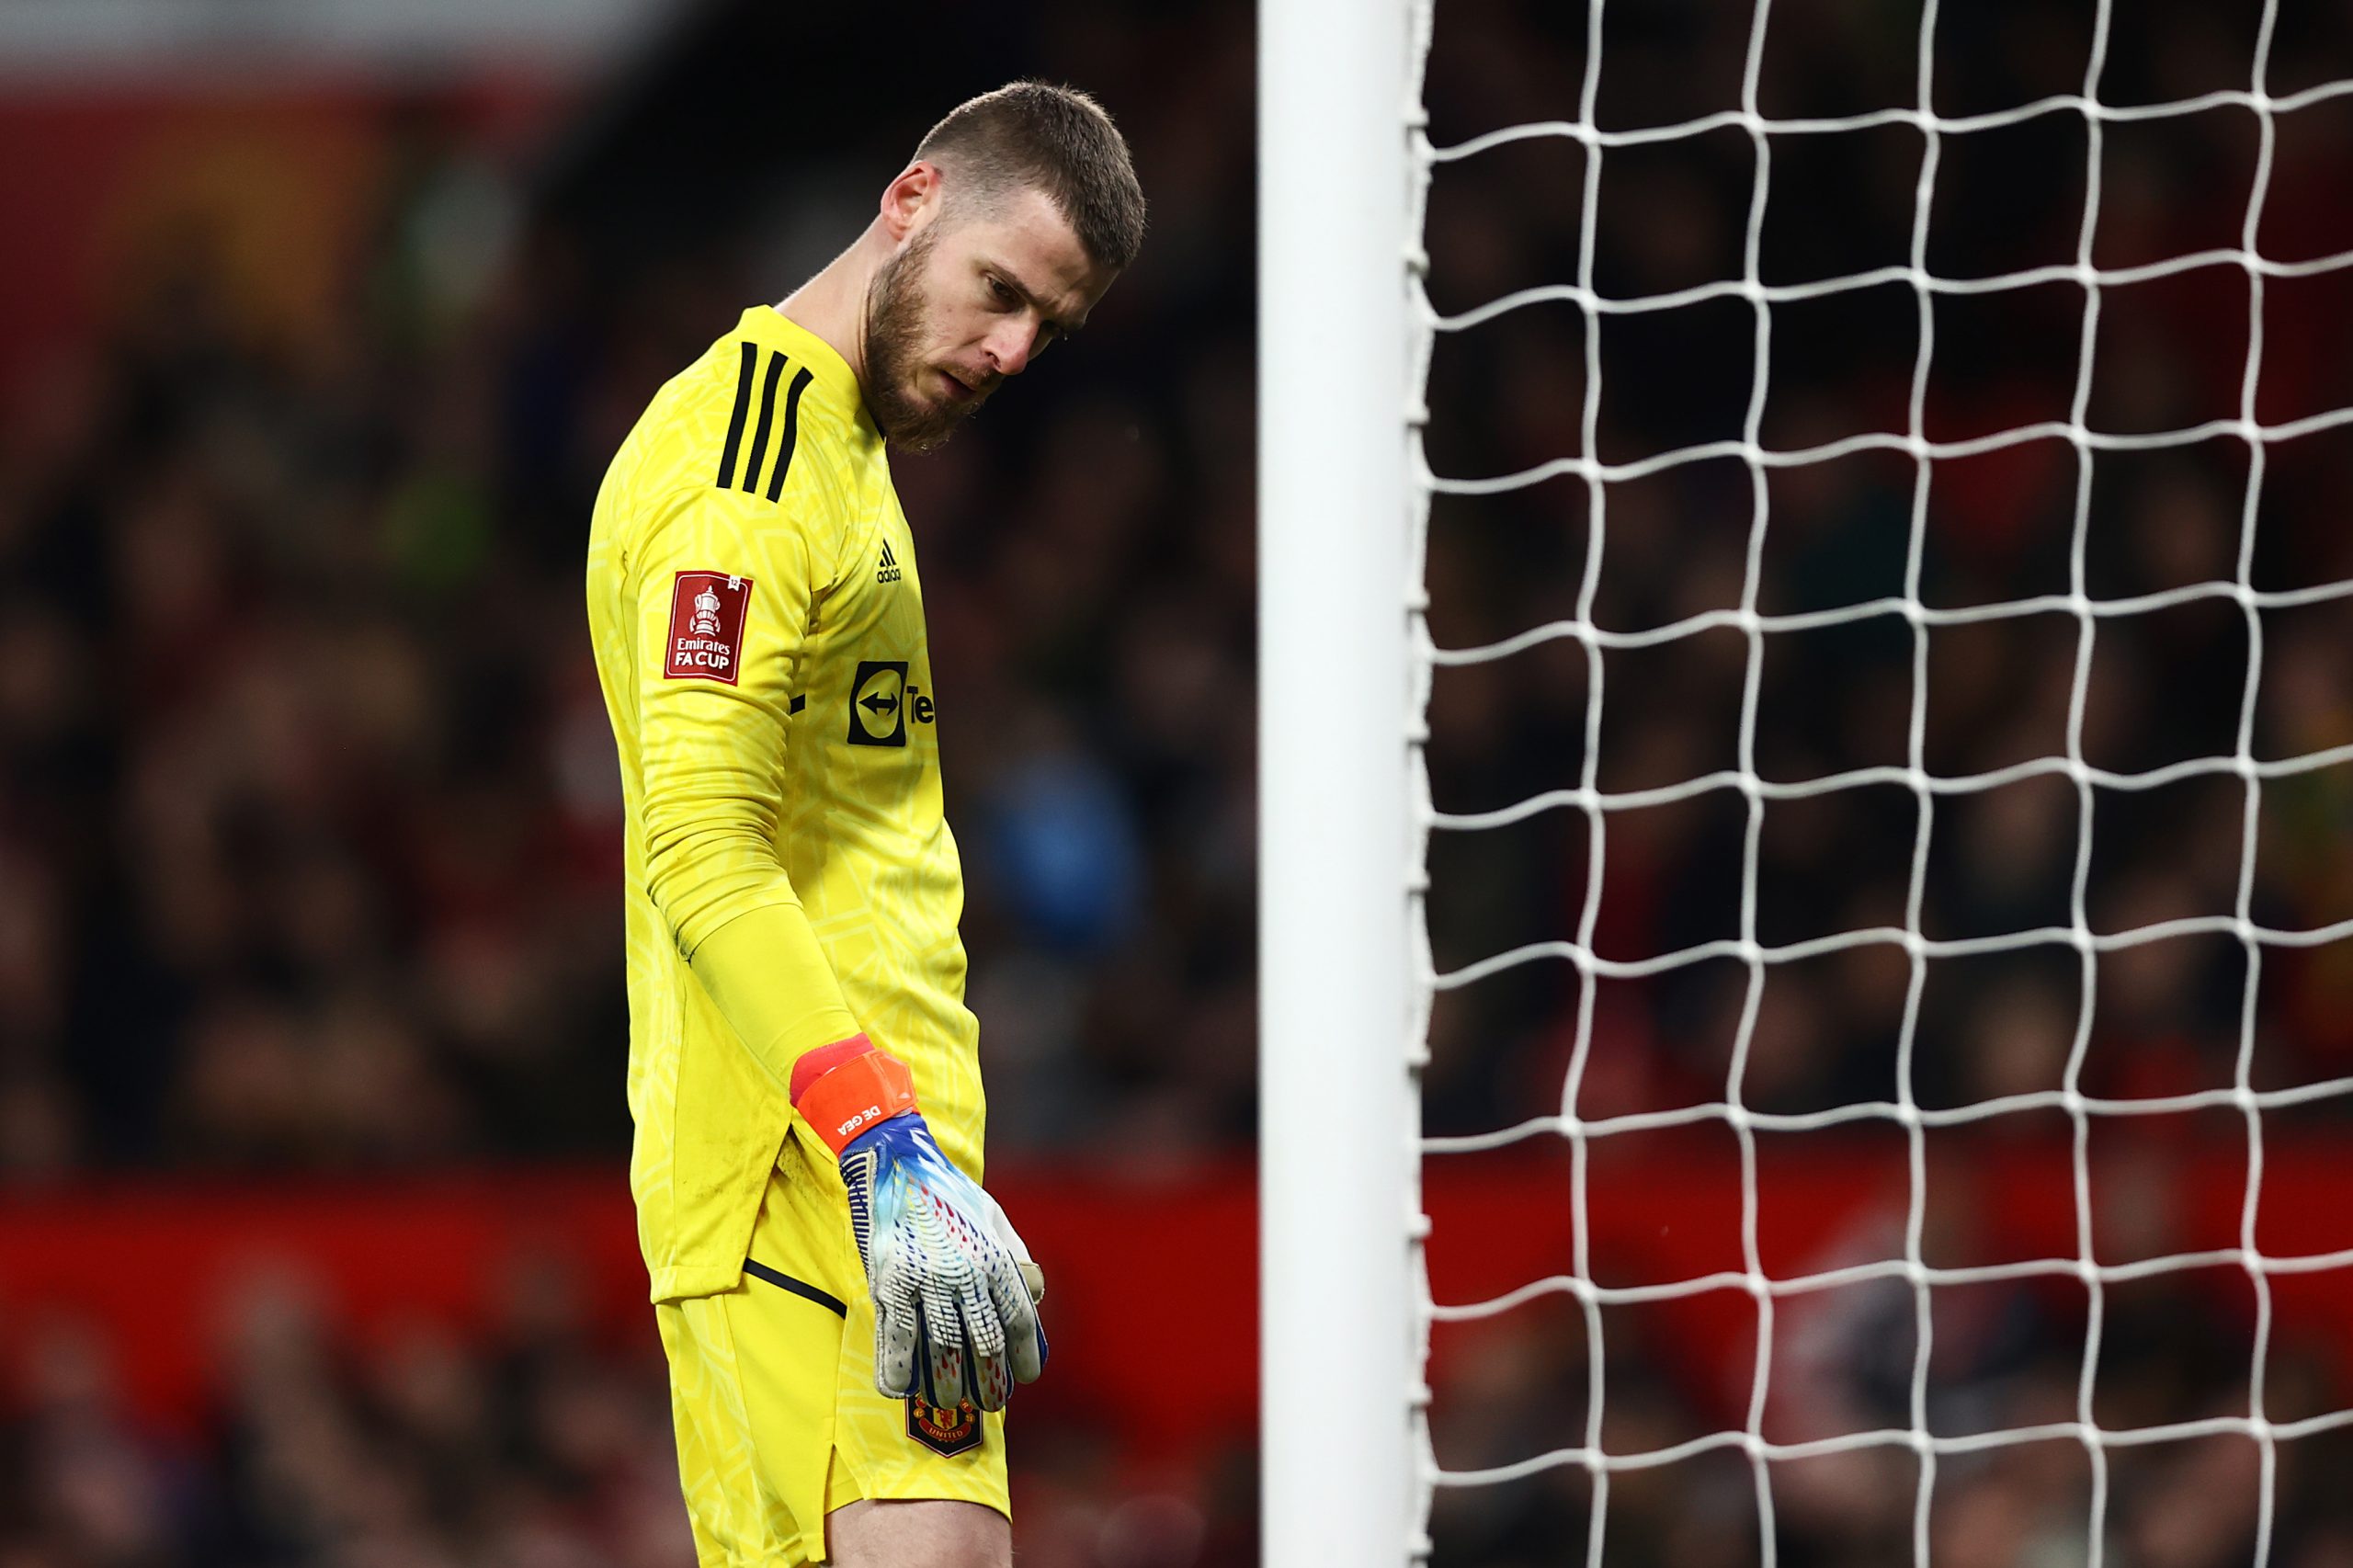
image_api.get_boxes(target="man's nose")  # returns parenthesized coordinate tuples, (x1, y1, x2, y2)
(984, 321, 1039, 378)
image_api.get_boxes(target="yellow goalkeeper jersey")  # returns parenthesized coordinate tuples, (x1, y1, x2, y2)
(587, 304, 983, 1301)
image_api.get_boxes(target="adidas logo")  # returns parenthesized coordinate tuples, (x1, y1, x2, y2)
(877, 541, 903, 584)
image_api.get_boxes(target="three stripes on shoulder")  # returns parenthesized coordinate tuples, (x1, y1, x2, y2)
(716, 342, 813, 502)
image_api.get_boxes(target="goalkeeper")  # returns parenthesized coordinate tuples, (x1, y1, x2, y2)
(585, 84, 1143, 1567)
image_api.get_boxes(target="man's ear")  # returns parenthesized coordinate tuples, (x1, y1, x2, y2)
(880, 161, 943, 244)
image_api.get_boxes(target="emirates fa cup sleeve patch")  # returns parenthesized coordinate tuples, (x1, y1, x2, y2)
(664, 572, 753, 684)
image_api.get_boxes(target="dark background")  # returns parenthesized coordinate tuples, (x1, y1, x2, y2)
(2, 0, 2351, 1562)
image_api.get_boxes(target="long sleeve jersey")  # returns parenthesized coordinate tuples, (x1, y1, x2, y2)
(586, 304, 983, 1301)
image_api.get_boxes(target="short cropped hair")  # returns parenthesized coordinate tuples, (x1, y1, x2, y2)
(915, 82, 1147, 272)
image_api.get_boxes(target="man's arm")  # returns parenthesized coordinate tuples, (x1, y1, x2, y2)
(629, 483, 860, 1085)
(628, 480, 1044, 1412)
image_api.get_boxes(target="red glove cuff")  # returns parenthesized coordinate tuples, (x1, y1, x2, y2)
(789, 1034, 918, 1156)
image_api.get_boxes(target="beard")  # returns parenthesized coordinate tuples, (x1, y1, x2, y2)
(861, 228, 976, 454)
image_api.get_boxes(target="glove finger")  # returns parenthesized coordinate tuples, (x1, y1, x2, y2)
(970, 1280, 1024, 1407)
(921, 1279, 967, 1413)
(958, 1297, 1008, 1414)
(910, 1297, 938, 1407)
(973, 1191, 1049, 1309)
(971, 1341, 1011, 1412)
(983, 1251, 1045, 1386)
(966, 1252, 1017, 1410)
(872, 1272, 920, 1399)
(975, 1191, 1044, 1305)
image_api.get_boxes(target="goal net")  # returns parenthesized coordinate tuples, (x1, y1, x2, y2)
(1261, 1, 2353, 1565)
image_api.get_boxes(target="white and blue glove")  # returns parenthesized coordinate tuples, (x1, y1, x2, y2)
(841, 1112, 1047, 1412)
(790, 1034, 1046, 1413)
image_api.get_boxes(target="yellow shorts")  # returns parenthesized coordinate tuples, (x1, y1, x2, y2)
(654, 1130, 1010, 1566)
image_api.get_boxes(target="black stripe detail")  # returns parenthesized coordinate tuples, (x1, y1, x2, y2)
(744, 1258, 847, 1317)
(788, 695, 806, 715)
(739, 351, 787, 494)
(766, 368, 813, 503)
(714, 341, 757, 489)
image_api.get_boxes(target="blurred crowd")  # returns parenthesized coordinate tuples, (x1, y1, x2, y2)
(0, 1240, 1256, 1568)
(2, 0, 2352, 1562)
(0, 10, 1257, 1178)
(1, 1263, 690, 1568)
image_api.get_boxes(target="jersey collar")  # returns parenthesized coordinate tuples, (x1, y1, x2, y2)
(749, 305, 875, 438)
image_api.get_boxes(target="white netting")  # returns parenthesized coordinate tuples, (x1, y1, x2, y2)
(1404, 2, 2353, 1563)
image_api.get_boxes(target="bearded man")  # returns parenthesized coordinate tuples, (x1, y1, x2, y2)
(585, 83, 1144, 1568)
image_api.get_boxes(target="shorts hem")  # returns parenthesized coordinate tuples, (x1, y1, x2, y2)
(837, 1494, 1012, 1524)
(651, 1260, 745, 1301)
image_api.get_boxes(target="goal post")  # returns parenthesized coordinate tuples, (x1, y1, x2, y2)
(1257, 0, 1421, 1562)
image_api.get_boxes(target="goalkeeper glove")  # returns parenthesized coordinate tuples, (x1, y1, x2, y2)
(789, 1035, 1046, 1413)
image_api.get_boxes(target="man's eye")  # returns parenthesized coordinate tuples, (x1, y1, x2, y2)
(989, 278, 1017, 305)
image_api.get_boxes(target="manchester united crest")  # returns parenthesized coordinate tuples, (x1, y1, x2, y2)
(905, 1394, 981, 1458)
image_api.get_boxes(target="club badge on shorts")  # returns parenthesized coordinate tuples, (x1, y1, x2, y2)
(664, 572, 753, 683)
(905, 1395, 981, 1457)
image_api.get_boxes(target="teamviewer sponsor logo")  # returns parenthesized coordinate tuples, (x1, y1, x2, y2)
(847, 661, 938, 746)
(848, 661, 908, 746)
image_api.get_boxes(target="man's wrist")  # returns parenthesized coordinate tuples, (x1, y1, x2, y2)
(789, 1033, 920, 1156)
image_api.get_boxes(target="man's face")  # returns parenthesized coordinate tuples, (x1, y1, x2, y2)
(863, 185, 1119, 452)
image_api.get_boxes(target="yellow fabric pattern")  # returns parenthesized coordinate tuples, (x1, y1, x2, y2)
(588, 304, 986, 1303)
(659, 1153, 1008, 1566)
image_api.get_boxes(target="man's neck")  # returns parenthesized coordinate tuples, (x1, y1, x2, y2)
(775, 233, 881, 394)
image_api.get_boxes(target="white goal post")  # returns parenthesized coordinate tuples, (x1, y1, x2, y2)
(1258, 0, 1421, 1564)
